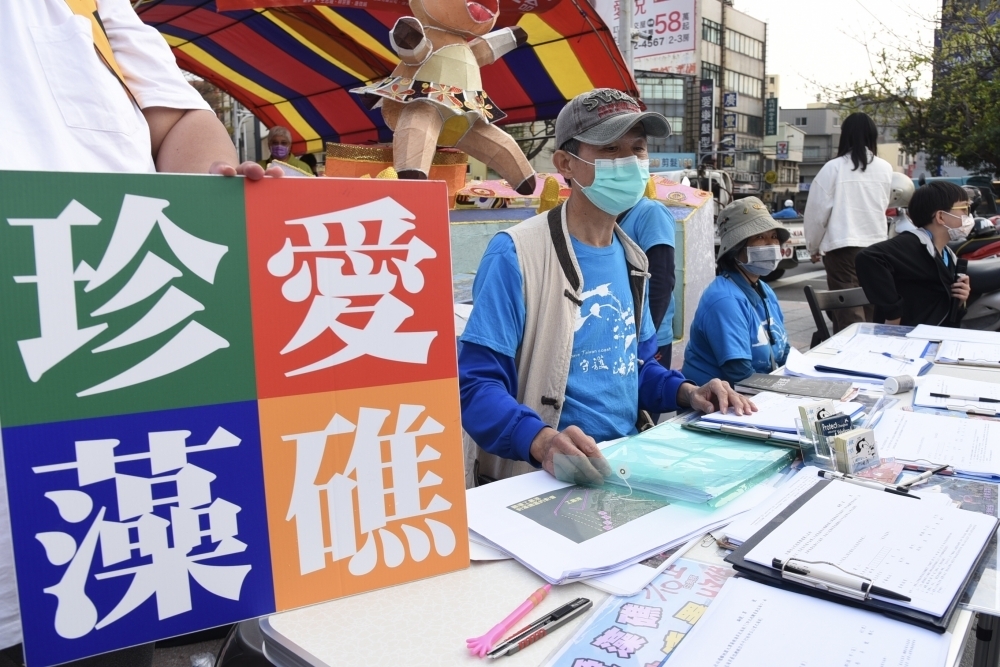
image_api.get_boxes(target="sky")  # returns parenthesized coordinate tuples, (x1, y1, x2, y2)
(732, 0, 941, 108)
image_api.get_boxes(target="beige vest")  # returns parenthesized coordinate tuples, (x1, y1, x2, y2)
(467, 204, 650, 485)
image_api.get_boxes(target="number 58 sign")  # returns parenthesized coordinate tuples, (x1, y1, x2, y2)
(596, 0, 696, 61)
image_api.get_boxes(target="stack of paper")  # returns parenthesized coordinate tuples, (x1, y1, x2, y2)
(466, 471, 775, 584)
(667, 578, 952, 667)
(698, 391, 865, 433)
(784, 347, 884, 384)
(599, 423, 796, 505)
(907, 324, 1000, 343)
(723, 466, 822, 546)
(874, 410, 1000, 480)
(813, 347, 931, 379)
(913, 375, 1000, 414)
(935, 340, 1000, 368)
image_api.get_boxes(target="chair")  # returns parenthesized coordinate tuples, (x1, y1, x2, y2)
(803, 285, 870, 347)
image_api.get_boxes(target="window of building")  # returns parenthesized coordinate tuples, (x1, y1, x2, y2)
(724, 70, 763, 98)
(769, 76, 775, 84)
(833, 116, 840, 126)
(703, 18, 722, 45)
(702, 62, 721, 87)
(725, 29, 764, 60)
(636, 76, 685, 101)
(794, 117, 808, 126)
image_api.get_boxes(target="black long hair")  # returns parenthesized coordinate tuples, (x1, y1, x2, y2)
(837, 112, 879, 172)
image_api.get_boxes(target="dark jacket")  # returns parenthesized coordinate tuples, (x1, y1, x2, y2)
(855, 230, 964, 327)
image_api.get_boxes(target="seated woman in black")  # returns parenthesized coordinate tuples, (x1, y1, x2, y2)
(855, 181, 972, 326)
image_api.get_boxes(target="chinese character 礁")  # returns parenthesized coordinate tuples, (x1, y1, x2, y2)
(591, 626, 647, 659)
(266, 198, 438, 377)
(284, 403, 455, 577)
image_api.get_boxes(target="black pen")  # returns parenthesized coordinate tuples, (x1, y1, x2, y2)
(817, 470, 919, 499)
(487, 598, 593, 659)
(929, 392, 1000, 404)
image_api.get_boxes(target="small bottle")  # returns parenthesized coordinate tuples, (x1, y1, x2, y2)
(883, 375, 914, 395)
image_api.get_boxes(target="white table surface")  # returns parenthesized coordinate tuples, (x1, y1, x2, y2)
(260, 322, 993, 667)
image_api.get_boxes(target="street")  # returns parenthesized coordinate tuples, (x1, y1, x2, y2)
(766, 260, 832, 352)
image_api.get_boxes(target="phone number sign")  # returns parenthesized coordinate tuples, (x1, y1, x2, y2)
(598, 0, 696, 62)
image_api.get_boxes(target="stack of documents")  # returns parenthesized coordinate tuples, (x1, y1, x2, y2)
(697, 391, 865, 434)
(466, 471, 776, 584)
(667, 578, 952, 667)
(935, 340, 1000, 368)
(913, 375, 1000, 414)
(599, 423, 796, 506)
(874, 410, 1000, 480)
(723, 466, 822, 546)
(783, 347, 884, 384)
(907, 324, 1000, 344)
(784, 334, 932, 382)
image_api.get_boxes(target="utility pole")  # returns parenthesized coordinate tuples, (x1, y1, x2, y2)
(618, 0, 634, 73)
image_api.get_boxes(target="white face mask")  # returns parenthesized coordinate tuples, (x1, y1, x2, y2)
(740, 244, 782, 276)
(941, 211, 974, 242)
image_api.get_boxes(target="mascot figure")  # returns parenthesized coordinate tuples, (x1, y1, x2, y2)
(352, 0, 537, 194)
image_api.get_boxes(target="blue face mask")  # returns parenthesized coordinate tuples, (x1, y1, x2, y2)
(571, 155, 650, 215)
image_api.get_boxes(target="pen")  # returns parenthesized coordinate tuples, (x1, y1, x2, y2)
(898, 464, 950, 488)
(881, 352, 916, 363)
(929, 392, 1000, 404)
(772, 558, 911, 602)
(817, 469, 919, 499)
(487, 598, 593, 659)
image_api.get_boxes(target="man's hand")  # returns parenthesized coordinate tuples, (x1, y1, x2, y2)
(810, 252, 822, 263)
(529, 426, 611, 485)
(677, 379, 757, 416)
(952, 274, 971, 303)
(209, 161, 284, 181)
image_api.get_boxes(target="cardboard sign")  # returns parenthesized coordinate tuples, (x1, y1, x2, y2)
(0, 173, 467, 666)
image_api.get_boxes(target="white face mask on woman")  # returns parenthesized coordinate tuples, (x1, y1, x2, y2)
(940, 210, 974, 242)
(739, 244, 782, 276)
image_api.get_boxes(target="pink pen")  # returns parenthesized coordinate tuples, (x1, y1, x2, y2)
(466, 584, 552, 658)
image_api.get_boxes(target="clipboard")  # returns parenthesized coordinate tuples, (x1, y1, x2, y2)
(724, 479, 997, 633)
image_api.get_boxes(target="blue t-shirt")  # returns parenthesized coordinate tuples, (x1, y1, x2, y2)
(682, 271, 790, 386)
(618, 199, 676, 347)
(460, 232, 655, 443)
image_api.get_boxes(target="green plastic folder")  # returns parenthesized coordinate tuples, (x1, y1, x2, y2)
(601, 423, 796, 507)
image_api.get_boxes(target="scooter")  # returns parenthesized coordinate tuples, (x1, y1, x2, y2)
(962, 256, 1000, 330)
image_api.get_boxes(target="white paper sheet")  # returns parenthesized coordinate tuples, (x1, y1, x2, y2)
(814, 348, 931, 379)
(908, 324, 1000, 344)
(580, 534, 699, 596)
(936, 340, 1000, 367)
(667, 578, 952, 667)
(874, 410, 1000, 478)
(913, 375, 1000, 413)
(465, 471, 775, 584)
(723, 466, 822, 545)
(699, 391, 864, 433)
(743, 480, 998, 616)
(784, 347, 886, 384)
(834, 332, 932, 358)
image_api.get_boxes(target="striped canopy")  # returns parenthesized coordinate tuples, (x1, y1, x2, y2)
(136, 0, 637, 153)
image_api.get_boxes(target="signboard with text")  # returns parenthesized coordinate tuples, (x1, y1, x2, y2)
(699, 79, 714, 155)
(0, 174, 468, 666)
(776, 141, 789, 160)
(723, 92, 737, 108)
(595, 0, 697, 75)
(765, 98, 779, 136)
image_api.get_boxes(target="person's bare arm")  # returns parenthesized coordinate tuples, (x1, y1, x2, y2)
(142, 107, 280, 179)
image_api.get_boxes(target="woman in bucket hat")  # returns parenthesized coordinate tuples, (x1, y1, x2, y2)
(682, 197, 792, 386)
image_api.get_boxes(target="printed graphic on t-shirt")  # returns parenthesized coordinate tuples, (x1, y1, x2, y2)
(574, 283, 638, 377)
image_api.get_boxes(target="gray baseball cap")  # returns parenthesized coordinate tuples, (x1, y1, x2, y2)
(717, 197, 790, 259)
(555, 89, 670, 150)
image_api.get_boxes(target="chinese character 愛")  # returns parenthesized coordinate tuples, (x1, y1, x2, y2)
(266, 198, 438, 377)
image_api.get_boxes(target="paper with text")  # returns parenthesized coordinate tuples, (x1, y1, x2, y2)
(744, 481, 997, 616)
(667, 578, 951, 667)
(875, 410, 1000, 478)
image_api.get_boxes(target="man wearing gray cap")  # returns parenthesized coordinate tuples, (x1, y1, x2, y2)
(458, 89, 754, 485)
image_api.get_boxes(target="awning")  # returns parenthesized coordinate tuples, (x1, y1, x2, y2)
(137, 0, 636, 153)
